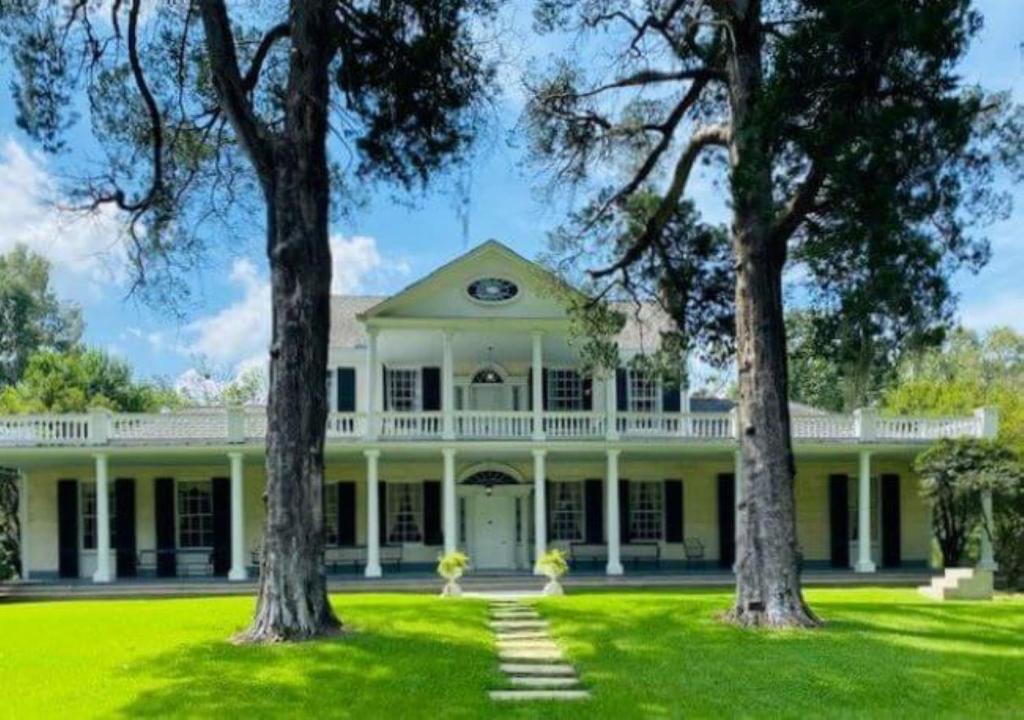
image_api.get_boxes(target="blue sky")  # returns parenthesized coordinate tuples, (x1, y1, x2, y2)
(0, 1, 1021, 391)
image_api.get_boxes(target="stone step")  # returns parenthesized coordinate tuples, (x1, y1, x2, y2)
(499, 648, 565, 661)
(489, 689, 590, 702)
(490, 620, 549, 630)
(508, 675, 581, 689)
(497, 642, 561, 653)
(495, 630, 550, 641)
(492, 613, 541, 621)
(500, 663, 577, 676)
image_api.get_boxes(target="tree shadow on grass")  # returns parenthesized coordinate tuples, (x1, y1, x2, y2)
(114, 599, 504, 720)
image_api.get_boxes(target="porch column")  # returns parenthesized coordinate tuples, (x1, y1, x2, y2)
(228, 452, 247, 581)
(606, 449, 623, 575)
(364, 449, 382, 577)
(365, 328, 379, 440)
(532, 449, 547, 574)
(856, 450, 876, 573)
(442, 447, 457, 554)
(531, 331, 544, 441)
(442, 330, 455, 440)
(19, 471, 29, 580)
(979, 490, 998, 570)
(93, 453, 112, 583)
(604, 372, 619, 441)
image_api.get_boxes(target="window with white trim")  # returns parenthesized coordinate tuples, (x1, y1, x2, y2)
(387, 483, 423, 543)
(323, 483, 339, 546)
(629, 481, 663, 541)
(81, 483, 116, 550)
(177, 480, 214, 548)
(549, 481, 583, 541)
(387, 368, 420, 411)
(547, 369, 583, 411)
(628, 370, 658, 413)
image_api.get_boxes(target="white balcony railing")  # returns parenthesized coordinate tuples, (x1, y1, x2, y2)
(0, 407, 995, 448)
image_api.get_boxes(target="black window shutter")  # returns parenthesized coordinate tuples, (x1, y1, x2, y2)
(717, 473, 736, 568)
(422, 367, 441, 411)
(527, 368, 533, 410)
(584, 479, 603, 543)
(881, 474, 901, 568)
(662, 385, 681, 413)
(211, 477, 231, 576)
(619, 478, 631, 543)
(616, 369, 628, 412)
(337, 367, 356, 412)
(664, 480, 684, 542)
(423, 481, 443, 545)
(382, 366, 389, 411)
(115, 478, 137, 577)
(57, 479, 79, 579)
(545, 481, 553, 537)
(154, 477, 177, 577)
(378, 481, 387, 545)
(829, 474, 850, 568)
(542, 368, 549, 410)
(582, 376, 593, 411)
(338, 482, 356, 546)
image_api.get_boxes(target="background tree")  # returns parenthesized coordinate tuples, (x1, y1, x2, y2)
(0, 245, 82, 387)
(915, 438, 1023, 568)
(2, 0, 497, 641)
(525, 0, 1021, 626)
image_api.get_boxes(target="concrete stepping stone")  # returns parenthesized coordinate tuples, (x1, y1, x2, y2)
(489, 690, 590, 701)
(500, 663, 576, 676)
(509, 676, 581, 689)
(495, 630, 549, 641)
(490, 619, 548, 630)
(499, 647, 565, 661)
(497, 639, 561, 650)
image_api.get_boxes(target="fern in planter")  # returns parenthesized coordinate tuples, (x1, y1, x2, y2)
(437, 551, 470, 597)
(537, 549, 568, 596)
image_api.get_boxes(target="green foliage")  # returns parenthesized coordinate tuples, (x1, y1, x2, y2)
(536, 548, 568, 579)
(884, 327, 1024, 454)
(915, 438, 1024, 567)
(0, 468, 19, 581)
(436, 550, 470, 581)
(0, 348, 183, 414)
(0, 245, 82, 387)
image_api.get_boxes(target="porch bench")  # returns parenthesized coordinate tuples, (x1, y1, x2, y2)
(621, 542, 661, 568)
(324, 544, 403, 573)
(569, 543, 607, 568)
(684, 538, 705, 565)
(136, 549, 213, 578)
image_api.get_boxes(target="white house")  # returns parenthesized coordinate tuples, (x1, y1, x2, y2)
(0, 240, 999, 584)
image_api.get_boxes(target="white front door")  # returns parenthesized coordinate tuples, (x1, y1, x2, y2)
(471, 494, 516, 570)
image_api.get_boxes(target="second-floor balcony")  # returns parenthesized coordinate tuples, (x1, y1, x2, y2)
(0, 406, 994, 449)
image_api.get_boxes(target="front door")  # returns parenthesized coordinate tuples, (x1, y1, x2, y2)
(471, 494, 516, 570)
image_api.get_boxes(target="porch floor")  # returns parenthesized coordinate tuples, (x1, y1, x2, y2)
(1, 568, 933, 601)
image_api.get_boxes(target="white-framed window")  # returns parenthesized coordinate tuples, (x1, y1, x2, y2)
(387, 483, 423, 543)
(323, 482, 340, 546)
(81, 483, 116, 550)
(628, 370, 659, 413)
(547, 369, 583, 411)
(177, 480, 214, 549)
(387, 367, 421, 412)
(549, 481, 583, 541)
(629, 481, 663, 541)
(848, 478, 880, 542)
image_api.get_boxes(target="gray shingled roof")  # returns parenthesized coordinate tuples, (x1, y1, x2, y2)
(330, 295, 384, 348)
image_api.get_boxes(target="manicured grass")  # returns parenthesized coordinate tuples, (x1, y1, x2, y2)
(0, 588, 1022, 718)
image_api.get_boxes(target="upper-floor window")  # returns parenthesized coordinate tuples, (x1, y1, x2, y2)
(177, 480, 214, 549)
(467, 277, 519, 303)
(548, 369, 583, 411)
(81, 483, 116, 550)
(387, 368, 421, 411)
(628, 370, 658, 413)
(629, 481, 663, 541)
(387, 483, 423, 543)
(549, 481, 583, 541)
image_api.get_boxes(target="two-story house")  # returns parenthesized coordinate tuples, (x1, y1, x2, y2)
(0, 240, 998, 585)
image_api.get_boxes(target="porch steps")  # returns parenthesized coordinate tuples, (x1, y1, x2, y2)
(918, 568, 994, 601)
(486, 599, 590, 703)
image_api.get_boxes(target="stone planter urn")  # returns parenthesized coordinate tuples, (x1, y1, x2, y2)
(437, 551, 470, 598)
(537, 549, 568, 596)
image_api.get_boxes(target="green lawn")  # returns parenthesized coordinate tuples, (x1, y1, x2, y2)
(1, 588, 1022, 719)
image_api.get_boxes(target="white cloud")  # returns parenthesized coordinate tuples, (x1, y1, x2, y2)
(959, 290, 1024, 332)
(0, 138, 128, 301)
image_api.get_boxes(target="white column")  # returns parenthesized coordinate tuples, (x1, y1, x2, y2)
(605, 449, 623, 575)
(979, 490, 997, 570)
(228, 452, 247, 581)
(364, 449, 382, 577)
(442, 331, 455, 440)
(605, 372, 619, 441)
(442, 447, 457, 554)
(19, 471, 29, 581)
(856, 450, 876, 572)
(93, 453, 112, 583)
(531, 331, 544, 441)
(532, 449, 547, 573)
(365, 328, 379, 440)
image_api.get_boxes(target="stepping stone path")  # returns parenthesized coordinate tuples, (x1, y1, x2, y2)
(486, 598, 590, 702)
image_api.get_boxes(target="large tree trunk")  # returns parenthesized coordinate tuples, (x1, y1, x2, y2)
(725, 3, 819, 628)
(236, 0, 341, 643)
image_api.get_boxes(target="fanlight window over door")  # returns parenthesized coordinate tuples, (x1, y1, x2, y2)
(462, 470, 518, 487)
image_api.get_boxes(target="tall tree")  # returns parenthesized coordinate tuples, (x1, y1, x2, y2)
(0, 245, 82, 387)
(2, 0, 496, 641)
(526, 0, 1021, 626)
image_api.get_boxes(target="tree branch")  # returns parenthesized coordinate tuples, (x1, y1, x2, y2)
(242, 23, 289, 93)
(770, 160, 827, 247)
(575, 67, 725, 99)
